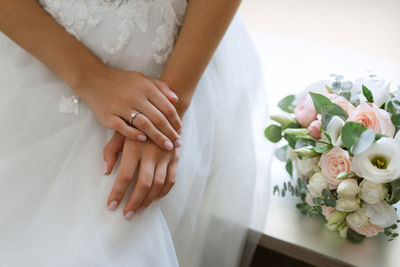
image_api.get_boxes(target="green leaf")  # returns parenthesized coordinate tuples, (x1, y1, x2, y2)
(341, 122, 367, 149)
(322, 131, 333, 145)
(265, 125, 282, 143)
(285, 159, 293, 177)
(321, 103, 348, 120)
(278, 95, 296, 113)
(362, 85, 374, 103)
(270, 115, 298, 129)
(313, 144, 332, 154)
(347, 228, 366, 243)
(309, 92, 332, 114)
(351, 129, 375, 155)
(387, 178, 400, 205)
(387, 101, 400, 127)
(375, 134, 387, 141)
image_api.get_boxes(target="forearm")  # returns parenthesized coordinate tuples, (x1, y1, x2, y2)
(0, 0, 106, 95)
(160, 0, 242, 117)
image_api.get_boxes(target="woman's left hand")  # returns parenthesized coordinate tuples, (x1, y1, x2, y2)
(103, 131, 179, 219)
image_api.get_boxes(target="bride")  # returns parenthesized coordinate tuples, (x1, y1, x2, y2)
(0, 0, 265, 266)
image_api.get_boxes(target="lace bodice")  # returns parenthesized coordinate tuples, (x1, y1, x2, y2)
(37, 0, 187, 114)
(39, 0, 186, 64)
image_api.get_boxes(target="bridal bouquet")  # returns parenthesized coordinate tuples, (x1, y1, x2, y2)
(266, 74, 400, 242)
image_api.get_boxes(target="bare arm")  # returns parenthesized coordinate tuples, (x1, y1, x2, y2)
(161, 0, 242, 117)
(0, 0, 183, 150)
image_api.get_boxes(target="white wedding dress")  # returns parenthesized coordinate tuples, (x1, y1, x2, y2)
(0, 1, 267, 266)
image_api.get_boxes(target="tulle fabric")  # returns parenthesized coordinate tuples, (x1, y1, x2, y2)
(0, 1, 267, 266)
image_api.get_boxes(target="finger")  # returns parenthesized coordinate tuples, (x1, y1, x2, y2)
(107, 140, 139, 211)
(140, 102, 181, 146)
(147, 88, 183, 132)
(109, 116, 147, 142)
(123, 155, 156, 219)
(142, 160, 168, 207)
(156, 156, 178, 200)
(152, 79, 178, 104)
(103, 131, 125, 175)
(131, 113, 175, 152)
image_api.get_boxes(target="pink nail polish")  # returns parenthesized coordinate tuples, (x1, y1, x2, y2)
(137, 207, 145, 214)
(108, 200, 118, 211)
(125, 211, 134, 220)
(177, 128, 183, 135)
(169, 92, 178, 100)
(103, 161, 108, 174)
(163, 140, 174, 151)
(137, 134, 147, 141)
(174, 140, 182, 148)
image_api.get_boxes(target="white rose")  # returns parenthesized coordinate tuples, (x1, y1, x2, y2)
(359, 180, 388, 204)
(337, 179, 360, 198)
(346, 210, 369, 227)
(296, 157, 320, 178)
(351, 134, 400, 183)
(325, 116, 345, 147)
(307, 172, 328, 197)
(355, 75, 391, 108)
(363, 201, 398, 228)
(335, 197, 360, 212)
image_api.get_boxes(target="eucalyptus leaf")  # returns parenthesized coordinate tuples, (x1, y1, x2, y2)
(265, 125, 282, 143)
(351, 129, 375, 155)
(362, 85, 374, 103)
(275, 145, 289, 162)
(341, 122, 367, 149)
(278, 95, 296, 113)
(313, 144, 332, 154)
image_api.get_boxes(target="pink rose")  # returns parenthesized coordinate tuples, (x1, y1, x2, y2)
(319, 147, 352, 190)
(295, 94, 317, 127)
(347, 222, 384, 237)
(321, 206, 335, 221)
(325, 94, 355, 114)
(305, 193, 314, 206)
(307, 120, 322, 139)
(348, 103, 395, 137)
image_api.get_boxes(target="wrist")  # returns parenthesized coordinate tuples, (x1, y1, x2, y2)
(175, 97, 191, 119)
(68, 61, 110, 100)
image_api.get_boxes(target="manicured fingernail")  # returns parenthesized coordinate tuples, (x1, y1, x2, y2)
(163, 140, 174, 151)
(177, 128, 183, 135)
(137, 207, 145, 214)
(137, 134, 147, 141)
(103, 161, 108, 174)
(174, 140, 182, 148)
(169, 91, 178, 100)
(125, 211, 134, 220)
(108, 200, 118, 211)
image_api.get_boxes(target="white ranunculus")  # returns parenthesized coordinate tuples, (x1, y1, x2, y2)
(337, 179, 360, 198)
(325, 116, 345, 147)
(355, 75, 391, 108)
(296, 157, 320, 177)
(359, 179, 388, 204)
(346, 210, 369, 227)
(363, 201, 398, 228)
(307, 172, 328, 197)
(351, 134, 400, 183)
(335, 197, 360, 212)
(294, 80, 330, 105)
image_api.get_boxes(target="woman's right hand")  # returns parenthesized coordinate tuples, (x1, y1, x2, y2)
(76, 67, 183, 151)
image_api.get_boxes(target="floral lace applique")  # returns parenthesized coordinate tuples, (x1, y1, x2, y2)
(39, 0, 186, 114)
